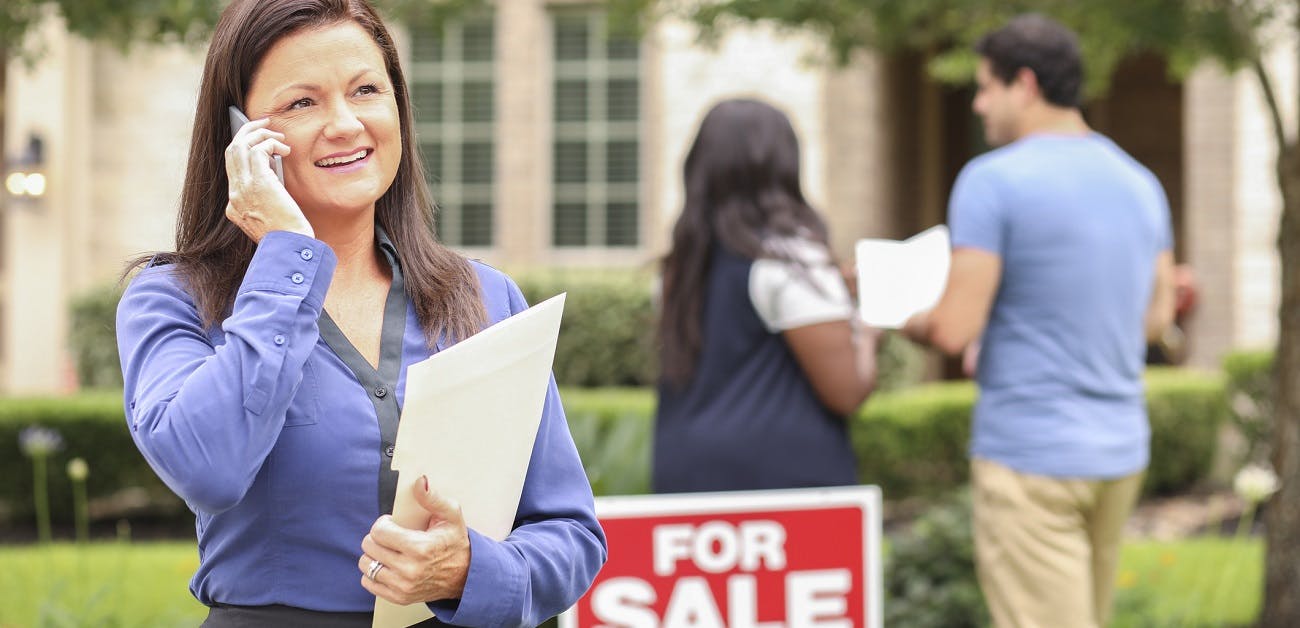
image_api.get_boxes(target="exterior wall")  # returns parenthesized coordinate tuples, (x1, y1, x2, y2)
(91, 45, 204, 273)
(4, 19, 201, 394)
(1184, 65, 1241, 368)
(4, 15, 92, 394)
(821, 52, 898, 258)
(1233, 40, 1294, 351)
(0, 8, 1287, 392)
(648, 19, 831, 260)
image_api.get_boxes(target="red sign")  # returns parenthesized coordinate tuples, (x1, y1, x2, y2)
(560, 486, 881, 628)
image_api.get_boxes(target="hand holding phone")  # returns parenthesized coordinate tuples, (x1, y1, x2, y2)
(225, 105, 311, 242)
(229, 106, 285, 183)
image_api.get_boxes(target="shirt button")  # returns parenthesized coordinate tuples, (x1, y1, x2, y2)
(273, 334, 286, 346)
(291, 272, 305, 284)
(384, 444, 395, 457)
(374, 386, 387, 398)
(300, 248, 314, 261)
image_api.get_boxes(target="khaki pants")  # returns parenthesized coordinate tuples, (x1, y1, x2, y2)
(971, 458, 1145, 628)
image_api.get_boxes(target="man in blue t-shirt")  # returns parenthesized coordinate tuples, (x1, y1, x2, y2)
(903, 14, 1176, 628)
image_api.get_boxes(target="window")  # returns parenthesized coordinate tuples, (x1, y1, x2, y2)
(551, 10, 641, 248)
(409, 16, 495, 247)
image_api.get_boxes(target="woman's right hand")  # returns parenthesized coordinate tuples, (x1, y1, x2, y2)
(225, 117, 313, 242)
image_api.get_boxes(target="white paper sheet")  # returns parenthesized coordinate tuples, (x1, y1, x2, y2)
(855, 225, 951, 328)
(372, 293, 566, 628)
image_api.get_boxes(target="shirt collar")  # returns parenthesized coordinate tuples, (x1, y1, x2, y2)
(375, 224, 400, 267)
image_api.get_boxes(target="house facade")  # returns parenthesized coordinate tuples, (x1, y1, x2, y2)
(0, 4, 1282, 393)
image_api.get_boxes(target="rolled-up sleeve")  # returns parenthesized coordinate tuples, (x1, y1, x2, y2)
(428, 276, 607, 627)
(116, 231, 336, 514)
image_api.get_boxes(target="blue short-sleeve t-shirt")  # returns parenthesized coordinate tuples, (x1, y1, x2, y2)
(949, 133, 1173, 479)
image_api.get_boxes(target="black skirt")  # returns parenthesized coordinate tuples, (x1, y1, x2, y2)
(202, 604, 443, 628)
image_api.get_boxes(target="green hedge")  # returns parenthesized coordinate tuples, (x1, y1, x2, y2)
(0, 393, 184, 524)
(74, 273, 929, 391)
(1223, 350, 1274, 467)
(543, 369, 1229, 499)
(68, 285, 125, 389)
(1, 369, 1224, 527)
(514, 270, 658, 387)
(855, 368, 1227, 496)
(0, 389, 662, 525)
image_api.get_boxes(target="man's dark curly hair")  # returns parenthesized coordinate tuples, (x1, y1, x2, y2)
(975, 14, 1083, 108)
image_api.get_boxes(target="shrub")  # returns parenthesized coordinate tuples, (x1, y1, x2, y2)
(68, 285, 125, 389)
(1143, 368, 1229, 495)
(514, 269, 929, 390)
(514, 270, 658, 387)
(563, 388, 655, 497)
(0, 368, 1224, 528)
(0, 393, 183, 525)
(885, 490, 990, 628)
(855, 382, 977, 497)
(1223, 350, 1274, 466)
(876, 333, 928, 392)
(68, 273, 930, 391)
(854, 368, 1226, 497)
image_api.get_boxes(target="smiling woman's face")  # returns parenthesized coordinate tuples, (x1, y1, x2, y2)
(244, 20, 401, 219)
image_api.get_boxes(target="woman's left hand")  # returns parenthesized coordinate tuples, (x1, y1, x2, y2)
(359, 478, 471, 605)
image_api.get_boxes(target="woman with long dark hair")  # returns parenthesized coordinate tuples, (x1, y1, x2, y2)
(115, 0, 604, 624)
(655, 98, 880, 493)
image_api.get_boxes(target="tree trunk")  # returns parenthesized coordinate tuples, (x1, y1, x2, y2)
(1263, 143, 1300, 628)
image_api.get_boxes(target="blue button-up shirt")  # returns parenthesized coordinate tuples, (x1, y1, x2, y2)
(117, 231, 606, 626)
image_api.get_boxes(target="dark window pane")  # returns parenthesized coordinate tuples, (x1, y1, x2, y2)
(607, 141, 638, 183)
(606, 202, 638, 246)
(555, 80, 588, 122)
(555, 16, 589, 60)
(554, 203, 589, 247)
(554, 142, 588, 183)
(461, 143, 493, 183)
(422, 142, 443, 181)
(412, 83, 443, 123)
(607, 37, 638, 60)
(462, 20, 494, 62)
(607, 79, 638, 121)
(461, 203, 493, 247)
(462, 82, 494, 122)
(411, 30, 442, 63)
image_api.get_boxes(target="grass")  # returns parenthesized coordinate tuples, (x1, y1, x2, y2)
(1113, 537, 1263, 627)
(0, 542, 205, 628)
(0, 538, 1263, 627)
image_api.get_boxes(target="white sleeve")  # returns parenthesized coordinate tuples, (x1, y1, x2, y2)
(749, 258, 854, 333)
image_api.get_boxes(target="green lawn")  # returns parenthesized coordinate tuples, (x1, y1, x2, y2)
(0, 538, 1263, 627)
(1112, 538, 1263, 627)
(0, 542, 205, 628)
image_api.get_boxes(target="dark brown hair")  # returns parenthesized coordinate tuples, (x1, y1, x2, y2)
(975, 14, 1083, 108)
(658, 99, 830, 386)
(131, 0, 485, 344)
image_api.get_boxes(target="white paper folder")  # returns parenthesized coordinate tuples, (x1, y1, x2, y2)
(855, 225, 951, 328)
(373, 293, 566, 628)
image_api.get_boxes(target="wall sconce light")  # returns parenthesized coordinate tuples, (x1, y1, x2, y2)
(5, 133, 47, 200)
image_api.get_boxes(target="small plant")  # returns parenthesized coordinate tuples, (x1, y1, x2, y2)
(19, 425, 64, 544)
(885, 490, 990, 628)
(1179, 463, 1278, 624)
(67, 457, 90, 544)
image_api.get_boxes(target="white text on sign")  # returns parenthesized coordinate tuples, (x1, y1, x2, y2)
(591, 520, 852, 627)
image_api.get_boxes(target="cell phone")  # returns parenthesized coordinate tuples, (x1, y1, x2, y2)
(228, 106, 285, 183)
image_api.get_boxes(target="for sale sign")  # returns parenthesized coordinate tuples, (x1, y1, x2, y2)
(559, 486, 881, 628)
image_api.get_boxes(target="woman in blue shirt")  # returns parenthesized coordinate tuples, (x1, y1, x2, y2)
(654, 99, 881, 493)
(115, 1, 605, 625)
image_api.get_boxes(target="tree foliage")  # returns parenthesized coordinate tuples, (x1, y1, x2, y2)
(618, 0, 1272, 97)
(0, 0, 494, 60)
